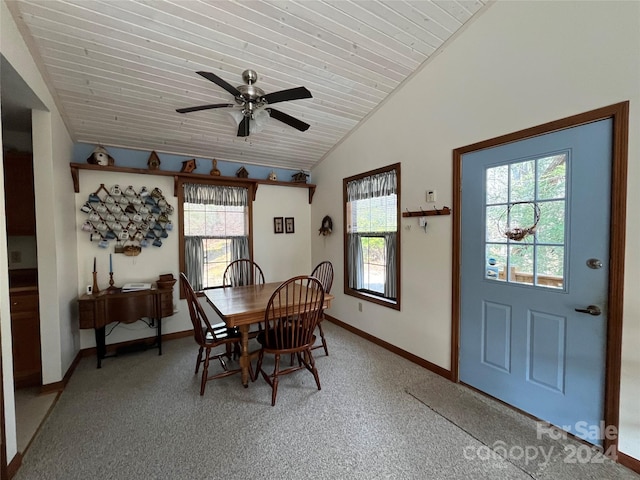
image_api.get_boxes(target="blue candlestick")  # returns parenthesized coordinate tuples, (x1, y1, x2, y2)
(109, 254, 112, 273)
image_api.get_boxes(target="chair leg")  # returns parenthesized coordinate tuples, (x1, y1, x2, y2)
(200, 348, 211, 396)
(195, 346, 204, 374)
(248, 357, 255, 382)
(271, 354, 281, 406)
(317, 321, 329, 356)
(302, 349, 321, 391)
(218, 355, 228, 370)
(254, 350, 264, 382)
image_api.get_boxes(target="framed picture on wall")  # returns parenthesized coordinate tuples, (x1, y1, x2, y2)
(274, 217, 284, 234)
(285, 217, 295, 234)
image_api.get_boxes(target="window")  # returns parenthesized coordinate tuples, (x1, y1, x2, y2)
(179, 181, 253, 292)
(343, 163, 401, 309)
(485, 153, 567, 289)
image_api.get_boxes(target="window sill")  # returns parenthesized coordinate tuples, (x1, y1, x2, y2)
(345, 288, 400, 311)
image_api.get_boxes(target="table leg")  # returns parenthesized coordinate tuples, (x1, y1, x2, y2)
(239, 324, 250, 387)
(94, 326, 106, 369)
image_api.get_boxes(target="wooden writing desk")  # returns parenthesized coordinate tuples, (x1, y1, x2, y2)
(78, 288, 174, 368)
(204, 282, 333, 386)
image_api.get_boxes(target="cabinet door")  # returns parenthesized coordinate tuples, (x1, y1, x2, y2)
(4, 152, 36, 236)
(10, 292, 42, 387)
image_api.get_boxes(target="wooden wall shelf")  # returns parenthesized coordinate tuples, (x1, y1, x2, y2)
(402, 206, 451, 217)
(70, 163, 317, 203)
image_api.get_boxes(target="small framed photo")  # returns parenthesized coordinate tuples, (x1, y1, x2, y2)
(274, 217, 284, 234)
(285, 217, 295, 234)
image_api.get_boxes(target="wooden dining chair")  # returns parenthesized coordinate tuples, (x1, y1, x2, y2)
(180, 273, 242, 395)
(254, 276, 325, 406)
(223, 259, 266, 342)
(222, 259, 265, 287)
(310, 261, 334, 356)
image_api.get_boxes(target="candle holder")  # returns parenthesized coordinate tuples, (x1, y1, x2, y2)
(92, 271, 100, 295)
(107, 272, 118, 292)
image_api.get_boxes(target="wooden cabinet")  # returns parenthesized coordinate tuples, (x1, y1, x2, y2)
(4, 151, 36, 236)
(10, 288, 42, 388)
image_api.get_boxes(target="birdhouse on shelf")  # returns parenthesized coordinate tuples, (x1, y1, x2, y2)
(147, 151, 161, 170)
(180, 159, 197, 173)
(210, 159, 221, 176)
(86, 145, 115, 166)
(291, 170, 309, 183)
(236, 166, 249, 178)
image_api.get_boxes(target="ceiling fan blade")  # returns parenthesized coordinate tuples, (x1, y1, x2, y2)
(267, 108, 310, 132)
(262, 86, 312, 105)
(237, 116, 250, 137)
(176, 103, 234, 114)
(196, 71, 242, 97)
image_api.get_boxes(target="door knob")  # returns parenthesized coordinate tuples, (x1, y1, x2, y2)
(574, 305, 602, 316)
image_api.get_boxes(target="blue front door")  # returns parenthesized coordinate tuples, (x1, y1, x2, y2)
(460, 119, 612, 445)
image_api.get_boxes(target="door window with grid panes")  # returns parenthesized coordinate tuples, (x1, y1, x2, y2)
(485, 154, 567, 289)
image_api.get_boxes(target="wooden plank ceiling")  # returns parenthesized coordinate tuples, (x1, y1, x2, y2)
(7, 0, 487, 171)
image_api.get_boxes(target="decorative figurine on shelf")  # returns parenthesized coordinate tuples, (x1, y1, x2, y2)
(267, 170, 277, 181)
(180, 159, 197, 173)
(210, 159, 221, 176)
(291, 170, 309, 183)
(236, 166, 249, 178)
(147, 151, 161, 170)
(86, 145, 115, 166)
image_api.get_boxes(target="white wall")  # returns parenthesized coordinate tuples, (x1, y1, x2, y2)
(74, 171, 312, 349)
(74, 170, 184, 348)
(311, 0, 640, 461)
(253, 184, 312, 280)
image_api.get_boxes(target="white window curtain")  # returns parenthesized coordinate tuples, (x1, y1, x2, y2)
(184, 184, 249, 290)
(347, 233, 363, 290)
(346, 169, 397, 297)
(383, 232, 397, 298)
(183, 183, 248, 206)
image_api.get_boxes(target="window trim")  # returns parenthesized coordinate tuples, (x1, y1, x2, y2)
(343, 163, 401, 310)
(177, 177, 255, 298)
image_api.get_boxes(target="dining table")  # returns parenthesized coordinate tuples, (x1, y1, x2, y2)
(204, 281, 334, 386)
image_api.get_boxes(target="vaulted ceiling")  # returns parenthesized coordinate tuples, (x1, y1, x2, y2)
(5, 0, 487, 171)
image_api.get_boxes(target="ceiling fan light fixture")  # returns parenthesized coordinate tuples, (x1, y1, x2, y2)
(228, 109, 244, 126)
(227, 108, 269, 134)
(251, 109, 269, 134)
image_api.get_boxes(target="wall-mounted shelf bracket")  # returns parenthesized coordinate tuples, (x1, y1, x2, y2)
(402, 206, 451, 218)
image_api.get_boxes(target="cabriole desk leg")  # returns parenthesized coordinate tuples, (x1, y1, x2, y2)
(157, 317, 162, 355)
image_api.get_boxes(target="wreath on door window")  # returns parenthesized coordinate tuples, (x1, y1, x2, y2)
(499, 201, 541, 242)
(318, 215, 333, 236)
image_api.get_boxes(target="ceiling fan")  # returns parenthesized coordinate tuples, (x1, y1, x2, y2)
(176, 69, 312, 137)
